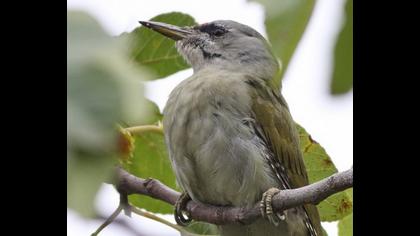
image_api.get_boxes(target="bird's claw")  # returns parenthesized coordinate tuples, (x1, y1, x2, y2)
(174, 192, 192, 226)
(260, 187, 285, 226)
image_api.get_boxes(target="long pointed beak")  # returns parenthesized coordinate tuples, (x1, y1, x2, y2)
(139, 21, 192, 41)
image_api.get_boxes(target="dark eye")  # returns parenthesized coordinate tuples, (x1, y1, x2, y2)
(199, 23, 227, 37)
(213, 29, 225, 37)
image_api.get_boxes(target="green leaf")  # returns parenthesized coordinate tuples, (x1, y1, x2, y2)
(331, 0, 353, 94)
(338, 213, 353, 236)
(316, 190, 353, 222)
(123, 132, 179, 213)
(143, 99, 164, 124)
(297, 124, 353, 221)
(346, 188, 353, 201)
(67, 10, 153, 217)
(125, 12, 197, 79)
(122, 99, 163, 127)
(253, 0, 316, 85)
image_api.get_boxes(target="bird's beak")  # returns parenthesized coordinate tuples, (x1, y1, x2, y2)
(139, 21, 193, 41)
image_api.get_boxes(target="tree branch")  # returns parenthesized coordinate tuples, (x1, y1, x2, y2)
(113, 166, 353, 225)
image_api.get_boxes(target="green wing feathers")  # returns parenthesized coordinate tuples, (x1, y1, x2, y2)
(248, 78, 323, 235)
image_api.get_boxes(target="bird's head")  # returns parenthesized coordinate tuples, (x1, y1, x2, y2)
(139, 20, 280, 79)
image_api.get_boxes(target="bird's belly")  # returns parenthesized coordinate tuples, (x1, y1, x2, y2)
(200, 126, 280, 205)
(164, 76, 278, 207)
(177, 113, 278, 207)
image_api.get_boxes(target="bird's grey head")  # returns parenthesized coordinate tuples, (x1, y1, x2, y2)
(139, 20, 280, 80)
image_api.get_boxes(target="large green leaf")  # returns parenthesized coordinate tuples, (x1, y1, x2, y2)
(125, 12, 197, 79)
(297, 124, 353, 221)
(338, 213, 353, 236)
(331, 0, 353, 95)
(253, 0, 316, 86)
(123, 131, 179, 214)
(67, 11, 152, 217)
(121, 98, 163, 127)
(119, 99, 172, 214)
(346, 188, 353, 200)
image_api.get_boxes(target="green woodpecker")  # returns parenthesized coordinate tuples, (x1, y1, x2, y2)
(140, 20, 322, 236)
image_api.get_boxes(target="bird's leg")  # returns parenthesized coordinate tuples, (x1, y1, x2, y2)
(260, 187, 285, 226)
(174, 192, 192, 226)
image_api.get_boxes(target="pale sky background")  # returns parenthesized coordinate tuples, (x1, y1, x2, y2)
(67, 0, 353, 235)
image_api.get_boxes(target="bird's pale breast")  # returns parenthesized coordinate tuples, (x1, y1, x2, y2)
(163, 68, 278, 207)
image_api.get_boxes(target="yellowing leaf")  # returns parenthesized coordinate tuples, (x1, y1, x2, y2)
(297, 124, 353, 221)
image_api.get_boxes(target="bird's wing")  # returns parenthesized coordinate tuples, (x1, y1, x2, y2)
(246, 76, 323, 236)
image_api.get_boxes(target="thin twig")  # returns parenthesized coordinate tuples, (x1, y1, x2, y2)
(130, 205, 185, 232)
(91, 205, 123, 236)
(95, 213, 147, 236)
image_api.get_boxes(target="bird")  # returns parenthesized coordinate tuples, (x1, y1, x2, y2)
(139, 19, 322, 236)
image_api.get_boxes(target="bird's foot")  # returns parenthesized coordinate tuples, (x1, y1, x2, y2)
(260, 187, 285, 226)
(174, 192, 192, 226)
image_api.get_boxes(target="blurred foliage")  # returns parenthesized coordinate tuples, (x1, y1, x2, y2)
(297, 124, 353, 221)
(331, 0, 353, 94)
(67, 11, 154, 217)
(252, 0, 316, 86)
(123, 12, 196, 80)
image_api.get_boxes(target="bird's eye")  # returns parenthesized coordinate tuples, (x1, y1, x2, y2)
(199, 23, 227, 37)
(212, 29, 225, 37)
